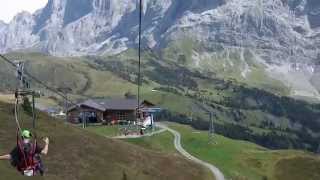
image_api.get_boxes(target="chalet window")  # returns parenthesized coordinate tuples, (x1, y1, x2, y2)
(117, 111, 127, 121)
(79, 111, 98, 123)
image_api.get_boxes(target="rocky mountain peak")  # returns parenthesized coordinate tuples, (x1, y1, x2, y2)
(0, 0, 318, 58)
(0, 0, 319, 98)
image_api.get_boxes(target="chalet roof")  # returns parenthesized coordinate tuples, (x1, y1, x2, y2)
(81, 99, 107, 111)
(95, 98, 139, 110)
(68, 98, 154, 112)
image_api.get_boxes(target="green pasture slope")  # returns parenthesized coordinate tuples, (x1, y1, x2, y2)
(1, 49, 320, 153)
(123, 122, 320, 180)
(0, 101, 212, 180)
(124, 131, 177, 154)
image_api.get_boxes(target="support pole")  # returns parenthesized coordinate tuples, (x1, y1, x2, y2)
(208, 112, 215, 144)
(82, 112, 85, 129)
(32, 92, 36, 129)
(65, 94, 68, 122)
(151, 113, 154, 131)
(137, 0, 142, 123)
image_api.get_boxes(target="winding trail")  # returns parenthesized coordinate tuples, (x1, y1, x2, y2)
(157, 123, 225, 180)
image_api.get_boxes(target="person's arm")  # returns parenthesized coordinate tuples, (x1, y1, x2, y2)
(0, 154, 11, 160)
(41, 137, 49, 155)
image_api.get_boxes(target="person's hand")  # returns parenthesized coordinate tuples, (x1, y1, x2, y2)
(43, 137, 49, 145)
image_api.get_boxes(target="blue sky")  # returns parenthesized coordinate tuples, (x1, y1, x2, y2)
(0, 0, 48, 23)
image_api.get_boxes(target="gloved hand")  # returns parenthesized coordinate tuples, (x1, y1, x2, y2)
(43, 137, 49, 145)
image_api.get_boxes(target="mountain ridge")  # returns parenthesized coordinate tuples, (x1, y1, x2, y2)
(0, 0, 319, 57)
(0, 0, 320, 98)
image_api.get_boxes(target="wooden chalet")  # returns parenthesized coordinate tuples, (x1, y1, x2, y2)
(67, 98, 155, 124)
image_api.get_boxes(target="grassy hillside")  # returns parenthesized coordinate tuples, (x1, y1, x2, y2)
(167, 122, 320, 180)
(1, 51, 320, 153)
(0, 101, 213, 180)
(124, 132, 177, 154)
(124, 122, 320, 180)
(1, 52, 139, 98)
(162, 38, 290, 96)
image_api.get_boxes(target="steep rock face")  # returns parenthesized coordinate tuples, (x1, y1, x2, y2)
(0, 0, 319, 97)
(0, 0, 317, 58)
(0, 0, 318, 57)
(0, 0, 309, 55)
(0, 12, 38, 53)
(159, 0, 320, 98)
(305, 0, 320, 28)
(29, 0, 139, 55)
(167, 0, 316, 56)
(0, 21, 8, 50)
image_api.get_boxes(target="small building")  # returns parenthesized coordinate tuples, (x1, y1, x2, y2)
(67, 98, 155, 124)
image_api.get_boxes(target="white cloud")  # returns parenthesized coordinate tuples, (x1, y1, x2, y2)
(0, 0, 48, 23)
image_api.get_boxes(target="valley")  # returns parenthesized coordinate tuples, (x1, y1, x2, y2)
(1, 50, 319, 153)
(0, 0, 320, 179)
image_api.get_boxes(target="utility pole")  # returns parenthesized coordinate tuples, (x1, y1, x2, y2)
(15, 90, 37, 129)
(32, 92, 36, 129)
(137, 0, 143, 124)
(15, 60, 36, 129)
(189, 104, 196, 122)
(208, 111, 215, 144)
(15, 61, 24, 88)
(82, 111, 86, 129)
(58, 86, 71, 122)
(61, 87, 69, 122)
(64, 93, 68, 122)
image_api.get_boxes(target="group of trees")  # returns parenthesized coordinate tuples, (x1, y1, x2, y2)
(180, 78, 320, 152)
(87, 54, 320, 152)
(159, 108, 319, 152)
(88, 56, 199, 90)
(144, 60, 198, 90)
(222, 85, 320, 133)
(87, 56, 139, 84)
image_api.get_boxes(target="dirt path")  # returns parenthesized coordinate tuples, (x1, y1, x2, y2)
(157, 123, 225, 180)
(114, 122, 225, 180)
